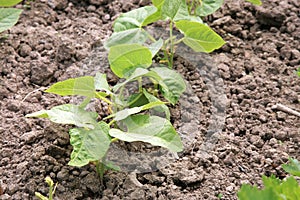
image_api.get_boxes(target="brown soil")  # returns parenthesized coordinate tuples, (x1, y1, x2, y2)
(0, 0, 299, 199)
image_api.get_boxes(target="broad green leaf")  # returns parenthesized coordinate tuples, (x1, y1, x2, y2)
(147, 39, 163, 57)
(0, 8, 22, 33)
(113, 6, 157, 32)
(282, 158, 300, 177)
(109, 115, 183, 152)
(104, 28, 148, 49)
(110, 101, 166, 121)
(95, 73, 111, 93)
(113, 68, 149, 92)
(108, 44, 152, 78)
(278, 177, 300, 199)
(68, 122, 111, 167)
(45, 76, 95, 97)
(246, 0, 262, 5)
(26, 104, 98, 129)
(176, 20, 225, 53)
(151, 67, 186, 105)
(0, 0, 22, 7)
(195, 0, 223, 17)
(143, 89, 170, 120)
(162, 0, 189, 21)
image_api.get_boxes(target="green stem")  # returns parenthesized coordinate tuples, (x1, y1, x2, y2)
(96, 160, 105, 185)
(48, 184, 53, 200)
(138, 77, 143, 93)
(127, 93, 143, 107)
(169, 21, 174, 68)
(95, 92, 113, 105)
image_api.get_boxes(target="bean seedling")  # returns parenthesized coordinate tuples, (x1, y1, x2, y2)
(27, 0, 261, 182)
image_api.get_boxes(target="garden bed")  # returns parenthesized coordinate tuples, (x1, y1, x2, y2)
(0, 0, 299, 199)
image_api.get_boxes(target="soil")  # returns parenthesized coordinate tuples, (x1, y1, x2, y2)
(0, 0, 299, 199)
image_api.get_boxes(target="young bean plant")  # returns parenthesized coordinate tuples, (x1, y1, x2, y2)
(26, 0, 261, 181)
(0, 0, 22, 33)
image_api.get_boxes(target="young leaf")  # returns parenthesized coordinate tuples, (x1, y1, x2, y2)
(162, 0, 189, 21)
(195, 0, 223, 17)
(297, 68, 300, 77)
(68, 122, 111, 167)
(104, 28, 148, 49)
(113, 6, 157, 32)
(0, 0, 22, 7)
(45, 76, 96, 98)
(175, 20, 225, 53)
(108, 44, 152, 78)
(95, 73, 111, 93)
(143, 89, 170, 120)
(245, 0, 262, 5)
(147, 39, 164, 57)
(0, 8, 22, 33)
(26, 104, 98, 129)
(151, 67, 186, 105)
(282, 158, 300, 177)
(109, 114, 183, 152)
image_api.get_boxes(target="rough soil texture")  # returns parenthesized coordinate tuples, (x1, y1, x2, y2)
(0, 0, 299, 199)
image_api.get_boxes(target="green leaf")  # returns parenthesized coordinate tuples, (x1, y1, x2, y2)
(245, 0, 262, 5)
(45, 76, 95, 97)
(297, 68, 300, 77)
(108, 44, 153, 78)
(104, 28, 148, 49)
(0, 0, 22, 7)
(151, 67, 186, 105)
(110, 101, 166, 121)
(26, 104, 98, 129)
(143, 89, 170, 120)
(113, 68, 149, 92)
(147, 39, 163, 57)
(175, 20, 225, 53)
(113, 6, 157, 32)
(282, 158, 300, 177)
(162, 0, 189, 21)
(109, 114, 183, 152)
(68, 122, 111, 167)
(95, 73, 111, 93)
(0, 8, 22, 33)
(195, 0, 223, 17)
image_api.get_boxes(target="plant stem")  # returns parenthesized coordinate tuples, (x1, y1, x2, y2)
(96, 160, 104, 185)
(138, 77, 143, 93)
(169, 21, 174, 68)
(95, 92, 113, 105)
